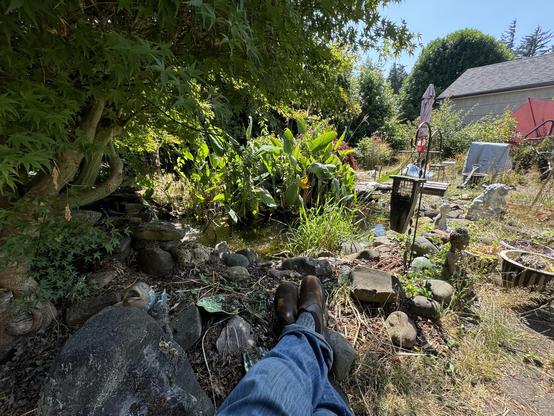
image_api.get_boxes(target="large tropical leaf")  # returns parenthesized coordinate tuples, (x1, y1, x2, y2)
(309, 131, 337, 152)
(296, 118, 308, 134)
(283, 128, 294, 155)
(255, 187, 277, 208)
(285, 175, 300, 207)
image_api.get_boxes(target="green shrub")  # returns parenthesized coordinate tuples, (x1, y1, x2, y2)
(285, 203, 360, 256)
(465, 110, 517, 144)
(512, 137, 554, 171)
(356, 136, 393, 169)
(30, 215, 122, 304)
(0, 207, 122, 305)
(189, 119, 357, 223)
(431, 99, 472, 157)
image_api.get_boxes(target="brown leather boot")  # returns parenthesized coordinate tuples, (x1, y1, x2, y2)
(274, 281, 298, 332)
(298, 275, 327, 335)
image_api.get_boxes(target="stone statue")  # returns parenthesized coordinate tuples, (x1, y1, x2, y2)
(444, 227, 470, 277)
(466, 183, 510, 220)
(433, 202, 450, 231)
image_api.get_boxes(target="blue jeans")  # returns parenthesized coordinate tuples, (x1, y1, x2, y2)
(216, 323, 353, 416)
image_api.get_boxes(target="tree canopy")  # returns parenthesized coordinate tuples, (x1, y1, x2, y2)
(387, 63, 408, 94)
(350, 64, 397, 144)
(400, 29, 513, 120)
(0, 0, 414, 210)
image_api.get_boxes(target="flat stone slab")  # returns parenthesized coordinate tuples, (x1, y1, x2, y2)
(132, 220, 187, 241)
(350, 266, 403, 304)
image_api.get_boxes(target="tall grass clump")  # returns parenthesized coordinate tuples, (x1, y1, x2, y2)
(286, 203, 360, 256)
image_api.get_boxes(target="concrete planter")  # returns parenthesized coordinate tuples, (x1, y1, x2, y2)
(499, 250, 554, 289)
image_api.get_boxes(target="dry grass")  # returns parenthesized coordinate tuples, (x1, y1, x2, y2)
(330, 280, 551, 416)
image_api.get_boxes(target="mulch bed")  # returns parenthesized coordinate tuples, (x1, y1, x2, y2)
(0, 245, 449, 415)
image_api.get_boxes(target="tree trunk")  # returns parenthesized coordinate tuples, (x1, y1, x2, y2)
(0, 99, 127, 356)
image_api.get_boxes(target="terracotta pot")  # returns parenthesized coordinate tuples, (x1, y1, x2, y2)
(498, 250, 554, 289)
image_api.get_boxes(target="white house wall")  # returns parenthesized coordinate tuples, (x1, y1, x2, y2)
(446, 85, 554, 124)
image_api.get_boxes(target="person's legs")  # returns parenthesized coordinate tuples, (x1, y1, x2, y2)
(313, 380, 352, 416)
(216, 312, 352, 416)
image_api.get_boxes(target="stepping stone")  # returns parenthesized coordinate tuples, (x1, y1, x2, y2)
(350, 266, 403, 304)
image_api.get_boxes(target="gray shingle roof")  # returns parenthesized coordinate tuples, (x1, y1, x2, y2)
(438, 53, 554, 99)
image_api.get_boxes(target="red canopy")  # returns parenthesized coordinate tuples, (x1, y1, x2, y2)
(512, 98, 554, 141)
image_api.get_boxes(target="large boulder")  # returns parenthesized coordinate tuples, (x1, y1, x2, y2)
(350, 266, 403, 304)
(132, 221, 187, 241)
(222, 252, 250, 267)
(39, 306, 214, 416)
(385, 311, 417, 349)
(137, 247, 175, 276)
(171, 305, 203, 351)
(281, 257, 332, 277)
(171, 241, 211, 267)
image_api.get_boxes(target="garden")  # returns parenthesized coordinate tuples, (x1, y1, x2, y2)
(0, 2, 553, 416)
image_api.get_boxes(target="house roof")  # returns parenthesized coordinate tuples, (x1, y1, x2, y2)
(438, 53, 554, 99)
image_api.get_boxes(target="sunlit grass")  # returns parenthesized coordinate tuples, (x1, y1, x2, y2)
(285, 203, 364, 256)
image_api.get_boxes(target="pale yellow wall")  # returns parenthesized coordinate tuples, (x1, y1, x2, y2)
(446, 85, 554, 124)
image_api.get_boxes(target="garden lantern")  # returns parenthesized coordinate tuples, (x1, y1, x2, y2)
(389, 175, 426, 233)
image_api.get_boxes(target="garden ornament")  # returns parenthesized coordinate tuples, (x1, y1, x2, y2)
(444, 227, 470, 277)
(433, 202, 450, 231)
(466, 183, 510, 220)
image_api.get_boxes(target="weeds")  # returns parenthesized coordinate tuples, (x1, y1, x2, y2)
(285, 203, 363, 256)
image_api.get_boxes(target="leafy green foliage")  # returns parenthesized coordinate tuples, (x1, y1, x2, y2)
(401, 29, 513, 120)
(356, 136, 393, 169)
(464, 111, 517, 144)
(350, 64, 398, 144)
(402, 244, 448, 298)
(30, 216, 122, 304)
(430, 100, 472, 157)
(0, 205, 122, 304)
(0, 0, 414, 198)
(188, 120, 356, 223)
(401, 99, 518, 157)
(286, 203, 361, 256)
(387, 62, 408, 94)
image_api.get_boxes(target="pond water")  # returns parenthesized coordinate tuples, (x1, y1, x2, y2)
(185, 219, 288, 258)
(183, 200, 391, 258)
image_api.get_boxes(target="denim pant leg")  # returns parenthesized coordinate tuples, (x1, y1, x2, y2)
(313, 380, 353, 416)
(216, 323, 352, 416)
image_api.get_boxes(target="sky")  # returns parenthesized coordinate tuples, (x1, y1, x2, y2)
(366, 0, 554, 73)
